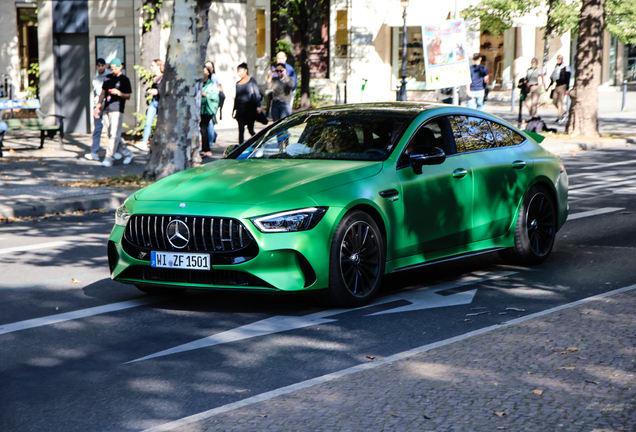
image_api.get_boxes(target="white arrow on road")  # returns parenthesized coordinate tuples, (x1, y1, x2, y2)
(127, 270, 516, 363)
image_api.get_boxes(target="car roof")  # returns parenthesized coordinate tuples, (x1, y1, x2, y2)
(307, 102, 441, 116)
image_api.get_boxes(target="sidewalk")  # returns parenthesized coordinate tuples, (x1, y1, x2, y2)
(158, 285, 636, 432)
(0, 104, 634, 219)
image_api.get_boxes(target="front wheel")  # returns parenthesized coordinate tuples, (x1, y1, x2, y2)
(500, 185, 557, 265)
(318, 211, 385, 308)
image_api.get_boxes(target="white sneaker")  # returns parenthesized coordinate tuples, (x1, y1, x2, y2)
(134, 142, 149, 151)
(123, 154, 134, 165)
(84, 152, 100, 161)
(101, 158, 114, 167)
(113, 152, 123, 160)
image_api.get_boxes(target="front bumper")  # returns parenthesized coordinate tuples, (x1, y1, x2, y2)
(108, 200, 342, 292)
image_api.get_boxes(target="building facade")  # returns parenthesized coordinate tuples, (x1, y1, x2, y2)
(0, 0, 632, 134)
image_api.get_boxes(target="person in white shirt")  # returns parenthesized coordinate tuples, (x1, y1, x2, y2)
(85, 58, 111, 161)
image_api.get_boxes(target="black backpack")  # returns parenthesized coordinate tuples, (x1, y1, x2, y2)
(525, 116, 557, 133)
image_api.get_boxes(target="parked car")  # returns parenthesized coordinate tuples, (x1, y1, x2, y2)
(108, 103, 568, 307)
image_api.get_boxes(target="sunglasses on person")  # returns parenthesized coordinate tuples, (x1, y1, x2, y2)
(275, 68, 285, 74)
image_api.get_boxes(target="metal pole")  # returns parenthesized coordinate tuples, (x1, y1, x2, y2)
(452, 0, 459, 105)
(336, 84, 341, 105)
(511, 82, 515, 112)
(397, 7, 408, 101)
(344, 80, 347, 104)
(518, 97, 523, 128)
(622, 80, 627, 112)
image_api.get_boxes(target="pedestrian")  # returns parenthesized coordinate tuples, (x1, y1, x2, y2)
(200, 65, 220, 159)
(232, 62, 262, 144)
(93, 58, 134, 167)
(481, 54, 490, 102)
(465, 53, 489, 110)
(84, 58, 111, 161)
(135, 59, 163, 152)
(271, 51, 297, 93)
(204, 60, 224, 145)
(266, 62, 294, 121)
(547, 54, 571, 124)
(523, 58, 546, 119)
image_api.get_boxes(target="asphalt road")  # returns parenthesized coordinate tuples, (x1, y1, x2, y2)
(1, 146, 636, 432)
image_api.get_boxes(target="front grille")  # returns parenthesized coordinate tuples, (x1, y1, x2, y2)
(124, 215, 254, 253)
(119, 266, 275, 288)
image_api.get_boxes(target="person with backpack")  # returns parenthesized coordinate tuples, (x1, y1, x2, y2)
(522, 58, 546, 118)
(199, 65, 220, 159)
(547, 54, 571, 124)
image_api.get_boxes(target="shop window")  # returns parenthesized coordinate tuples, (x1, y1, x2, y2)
(392, 27, 425, 91)
(257, 9, 266, 58)
(479, 30, 503, 89)
(626, 44, 636, 83)
(17, 7, 39, 94)
(335, 10, 348, 57)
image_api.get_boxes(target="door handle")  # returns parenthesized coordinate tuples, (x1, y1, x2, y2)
(452, 168, 468, 178)
(512, 160, 526, 169)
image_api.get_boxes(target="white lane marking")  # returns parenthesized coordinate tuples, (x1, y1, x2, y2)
(567, 207, 625, 221)
(127, 271, 515, 363)
(0, 297, 164, 335)
(0, 241, 71, 256)
(581, 159, 636, 170)
(140, 283, 636, 432)
(0, 274, 91, 291)
(568, 174, 636, 190)
(569, 178, 636, 194)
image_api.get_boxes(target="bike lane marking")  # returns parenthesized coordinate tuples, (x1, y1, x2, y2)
(0, 297, 164, 335)
(140, 283, 636, 432)
(0, 241, 71, 255)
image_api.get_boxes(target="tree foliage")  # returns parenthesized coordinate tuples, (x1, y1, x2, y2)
(462, 0, 635, 43)
(272, 0, 327, 109)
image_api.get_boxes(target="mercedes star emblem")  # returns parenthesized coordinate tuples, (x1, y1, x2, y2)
(166, 220, 190, 249)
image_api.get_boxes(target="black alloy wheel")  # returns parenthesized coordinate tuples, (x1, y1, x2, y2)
(319, 210, 385, 308)
(500, 185, 557, 265)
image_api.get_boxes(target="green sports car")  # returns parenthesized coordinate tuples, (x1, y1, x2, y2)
(108, 103, 568, 307)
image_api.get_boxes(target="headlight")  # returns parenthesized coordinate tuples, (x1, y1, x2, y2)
(252, 207, 328, 233)
(115, 204, 131, 227)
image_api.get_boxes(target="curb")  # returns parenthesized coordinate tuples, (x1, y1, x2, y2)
(541, 136, 635, 154)
(0, 191, 131, 219)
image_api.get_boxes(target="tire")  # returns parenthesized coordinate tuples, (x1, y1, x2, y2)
(135, 285, 186, 296)
(318, 210, 385, 308)
(499, 185, 557, 265)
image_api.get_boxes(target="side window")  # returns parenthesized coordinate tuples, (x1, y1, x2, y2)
(399, 118, 447, 167)
(449, 115, 496, 153)
(489, 121, 526, 147)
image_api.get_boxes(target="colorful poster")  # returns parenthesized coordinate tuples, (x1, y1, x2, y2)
(0, 99, 41, 110)
(422, 20, 471, 90)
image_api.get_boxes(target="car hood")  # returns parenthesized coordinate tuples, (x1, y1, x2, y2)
(136, 159, 383, 204)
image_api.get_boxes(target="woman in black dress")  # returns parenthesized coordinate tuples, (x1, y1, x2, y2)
(232, 62, 262, 144)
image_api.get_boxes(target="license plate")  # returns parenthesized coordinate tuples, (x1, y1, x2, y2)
(151, 251, 211, 270)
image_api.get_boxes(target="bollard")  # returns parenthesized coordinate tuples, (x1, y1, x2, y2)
(622, 80, 627, 112)
(336, 84, 341, 105)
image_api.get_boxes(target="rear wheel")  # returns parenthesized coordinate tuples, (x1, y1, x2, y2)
(318, 210, 385, 308)
(500, 185, 557, 265)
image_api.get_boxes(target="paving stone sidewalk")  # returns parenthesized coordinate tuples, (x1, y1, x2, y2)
(167, 287, 636, 432)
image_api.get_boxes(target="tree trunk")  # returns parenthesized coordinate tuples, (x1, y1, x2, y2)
(143, 0, 212, 181)
(566, 0, 605, 137)
(542, 0, 555, 73)
(140, 0, 163, 114)
(298, 4, 311, 110)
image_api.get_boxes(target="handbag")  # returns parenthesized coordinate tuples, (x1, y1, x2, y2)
(550, 89, 554, 99)
(255, 110, 268, 125)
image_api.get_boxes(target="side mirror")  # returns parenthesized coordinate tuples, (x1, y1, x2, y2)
(224, 144, 239, 158)
(409, 146, 446, 174)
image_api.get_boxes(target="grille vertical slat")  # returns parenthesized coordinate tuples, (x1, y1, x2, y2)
(210, 218, 216, 250)
(229, 220, 234, 249)
(135, 216, 140, 246)
(220, 219, 226, 251)
(192, 217, 198, 250)
(161, 217, 166, 249)
(239, 225, 244, 248)
(201, 218, 207, 251)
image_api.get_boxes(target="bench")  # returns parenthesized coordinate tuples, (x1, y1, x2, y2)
(0, 109, 65, 157)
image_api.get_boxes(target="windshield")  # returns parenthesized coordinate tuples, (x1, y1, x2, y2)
(231, 110, 412, 161)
